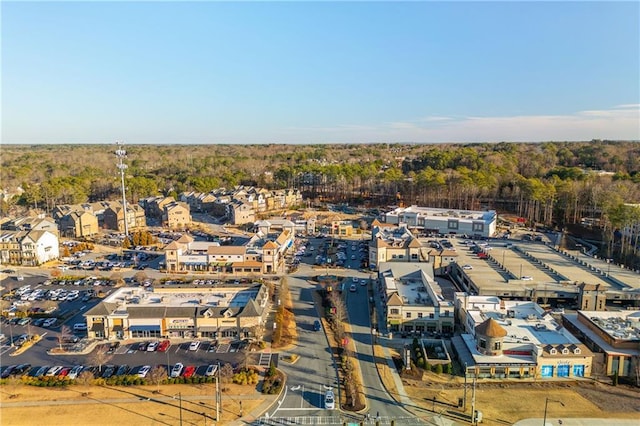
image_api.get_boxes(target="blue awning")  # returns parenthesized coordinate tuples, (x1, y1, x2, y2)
(130, 325, 160, 331)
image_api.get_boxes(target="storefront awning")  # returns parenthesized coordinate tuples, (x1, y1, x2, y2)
(198, 326, 218, 332)
(112, 325, 124, 331)
(91, 323, 105, 332)
(130, 325, 161, 331)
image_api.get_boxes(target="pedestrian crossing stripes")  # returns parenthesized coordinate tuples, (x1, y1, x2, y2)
(254, 416, 426, 425)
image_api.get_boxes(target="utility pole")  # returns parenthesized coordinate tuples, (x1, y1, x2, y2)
(471, 372, 477, 425)
(115, 141, 129, 238)
(463, 362, 468, 411)
(215, 362, 221, 421)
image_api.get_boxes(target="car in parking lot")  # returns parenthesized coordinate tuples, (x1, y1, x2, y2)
(107, 342, 120, 354)
(146, 341, 159, 352)
(313, 320, 321, 331)
(205, 364, 218, 377)
(138, 341, 149, 351)
(349, 284, 357, 292)
(188, 341, 201, 351)
(157, 340, 171, 352)
(170, 363, 184, 378)
(183, 365, 196, 378)
(462, 264, 473, 270)
(32, 366, 49, 377)
(73, 323, 88, 332)
(102, 365, 116, 378)
(17, 317, 31, 326)
(325, 389, 335, 409)
(115, 365, 130, 376)
(1, 365, 17, 378)
(68, 365, 83, 379)
(137, 365, 151, 378)
(46, 366, 64, 376)
(43, 318, 57, 328)
(521, 276, 533, 281)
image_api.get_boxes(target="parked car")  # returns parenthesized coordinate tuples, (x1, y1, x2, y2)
(146, 341, 159, 352)
(157, 340, 171, 352)
(58, 367, 71, 377)
(313, 320, 321, 331)
(1, 365, 17, 378)
(107, 342, 120, 354)
(17, 317, 31, 326)
(462, 264, 473, 270)
(349, 284, 357, 292)
(73, 323, 88, 332)
(138, 341, 149, 351)
(170, 363, 184, 378)
(137, 365, 151, 378)
(43, 318, 57, 328)
(182, 365, 196, 378)
(115, 365, 130, 376)
(102, 365, 116, 378)
(46, 366, 64, 376)
(325, 389, 335, 410)
(188, 341, 201, 351)
(68, 365, 84, 379)
(205, 364, 218, 377)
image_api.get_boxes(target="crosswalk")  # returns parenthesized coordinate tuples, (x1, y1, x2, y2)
(258, 352, 272, 367)
(254, 416, 425, 425)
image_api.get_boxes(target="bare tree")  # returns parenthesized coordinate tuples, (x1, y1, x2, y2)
(58, 325, 72, 350)
(89, 346, 112, 375)
(148, 365, 168, 392)
(133, 271, 148, 284)
(219, 363, 234, 384)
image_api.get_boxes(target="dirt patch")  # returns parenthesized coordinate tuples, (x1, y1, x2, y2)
(0, 382, 265, 425)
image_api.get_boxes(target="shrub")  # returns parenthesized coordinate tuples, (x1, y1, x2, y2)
(434, 364, 443, 374)
(416, 357, 426, 368)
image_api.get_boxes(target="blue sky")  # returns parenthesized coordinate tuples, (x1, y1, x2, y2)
(2, 1, 639, 144)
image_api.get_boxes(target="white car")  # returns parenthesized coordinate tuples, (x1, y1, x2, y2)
(205, 364, 218, 377)
(138, 365, 151, 378)
(189, 341, 201, 351)
(146, 341, 159, 352)
(170, 363, 184, 378)
(325, 389, 335, 410)
(46, 366, 64, 376)
(43, 318, 57, 328)
(521, 276, 533, 281)
(349, 284, 357, 292)
(68, 365, 84, 380)
(462, 264, 473, 270)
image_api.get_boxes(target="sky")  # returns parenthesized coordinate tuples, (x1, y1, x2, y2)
(2, 1, 639, 144)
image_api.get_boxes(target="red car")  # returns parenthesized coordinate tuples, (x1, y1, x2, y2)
(182, 365, 196, 378)
(58, 367, 71, 377)
(157, 340, 171, 353)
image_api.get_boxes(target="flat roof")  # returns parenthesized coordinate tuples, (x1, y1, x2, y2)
(103, 286, 260, 309)
(386, 205, 495, 222)
(578, 310, 640, 342)
(523, 244, 613, 288)
(468, 301, 581, 346)
(564, 313, 639, 356)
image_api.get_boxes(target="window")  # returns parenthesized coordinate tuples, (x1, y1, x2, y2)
(494, 341, 501, 350)
(390, 308, 399, 315)
(447, 219, 459, 230)
(550, 348, 557, 355)
(479, 338, 486, 349)
(418, 313, 423, 319)
(429, 313, 435, 319)
(573, 348, 581, 354)
(406, 312, 412, 318)
(472, 222, 484, 232)
(411, 253, 418, 260)
(443, 310, 450, 317)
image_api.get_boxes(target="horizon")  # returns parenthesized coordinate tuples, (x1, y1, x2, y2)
(2, 1, 639, 144)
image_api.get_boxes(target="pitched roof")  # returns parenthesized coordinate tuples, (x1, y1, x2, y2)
(475, 318, 507, 338)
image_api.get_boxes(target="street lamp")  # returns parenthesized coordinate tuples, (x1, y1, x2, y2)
(543, 397, 564, 426)
(173, 392, 183, 426)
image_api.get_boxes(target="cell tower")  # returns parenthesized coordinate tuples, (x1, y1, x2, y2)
(115, 140, 129, 238)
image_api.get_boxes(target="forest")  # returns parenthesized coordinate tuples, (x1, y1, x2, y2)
(2, 140, 640, 265)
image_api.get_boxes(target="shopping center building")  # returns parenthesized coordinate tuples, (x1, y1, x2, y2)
(83, 283, 270, 341)
(452, 294, 593, 379)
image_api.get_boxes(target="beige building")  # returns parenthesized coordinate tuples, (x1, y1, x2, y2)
(84, 284, 270, 341)
(103, 203, 147, 232)
(369, 221, 425, 270)
(58, 210, 99, 238)
(0, 229, 60, 266)
(163, 201, 191, 229)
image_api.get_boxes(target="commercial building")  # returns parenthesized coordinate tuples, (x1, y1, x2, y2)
(369, 221, 426, 270)
(562, 310, 640, 378)
(453, 294, 593, 380)
(378, 263, 455, 336)
(383, 205, 497, 238)
(83, 283, 270, 341)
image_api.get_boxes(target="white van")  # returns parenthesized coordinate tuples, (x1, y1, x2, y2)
(73, 323, 88, 331)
